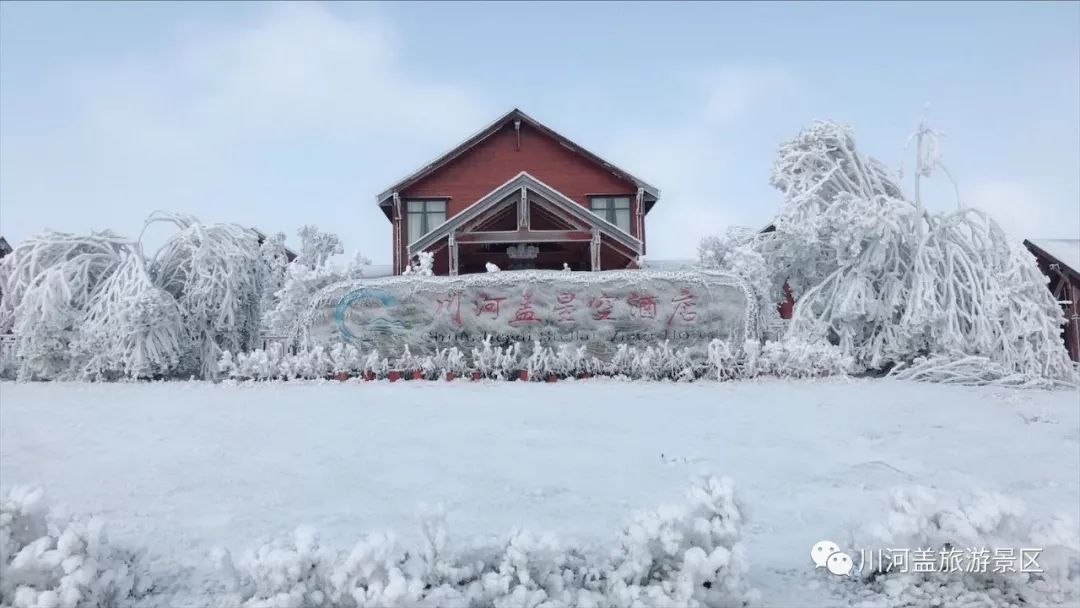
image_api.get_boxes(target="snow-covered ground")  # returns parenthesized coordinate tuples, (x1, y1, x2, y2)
(1, 378, 1077, 606)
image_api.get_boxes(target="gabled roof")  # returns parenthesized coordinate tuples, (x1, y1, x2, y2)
(1024, 238, 1080, 283)
(0, 237, 11, 258)
(376, 108, 659, 208)
(408, 171, 643, 255)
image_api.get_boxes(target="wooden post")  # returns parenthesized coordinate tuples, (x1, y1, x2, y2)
(449, 233, 458, 276)
(518, 185, 529, 229)
(590, 229, 601, 271)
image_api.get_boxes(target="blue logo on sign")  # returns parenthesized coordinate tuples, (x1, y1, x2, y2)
(335, 288, 407, 341)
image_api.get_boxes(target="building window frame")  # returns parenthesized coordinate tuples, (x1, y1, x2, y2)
(588, 195, 632, 233)
(406, 198, 448, 245)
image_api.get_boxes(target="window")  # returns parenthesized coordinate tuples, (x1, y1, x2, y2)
(589, 196, 631, 233)
(406, 199, 447, 244)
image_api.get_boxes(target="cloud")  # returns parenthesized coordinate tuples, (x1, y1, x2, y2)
(0, 4, 490, 257)
(966, 180, 1077, 242)
(610, 65, 797, 259)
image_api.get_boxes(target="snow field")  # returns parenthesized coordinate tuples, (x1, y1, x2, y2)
(1, 379, 1078, 605)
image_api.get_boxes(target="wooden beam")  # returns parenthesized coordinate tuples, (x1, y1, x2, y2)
(455, 229, 593, 244)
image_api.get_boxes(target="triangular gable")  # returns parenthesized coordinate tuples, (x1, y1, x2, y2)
(408, 171, 643, 255)
(376, 108, 659, 210)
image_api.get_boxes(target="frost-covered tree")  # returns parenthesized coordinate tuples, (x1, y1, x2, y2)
(295, 225, 343, 270)
(0, 231, 133, 379)
(258, 231, 290, 325)
(704, 120, 1074, 385)
(264, 228, 367, 339)
(0, 213, 271, 380)
(149, 213, 265, 378)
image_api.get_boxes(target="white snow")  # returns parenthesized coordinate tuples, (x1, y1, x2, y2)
(1, 379, 1077, 606)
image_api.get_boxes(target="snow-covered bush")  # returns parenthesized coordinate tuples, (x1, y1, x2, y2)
(0, 487, 150, 608)
(741, 338, 853, 379)
(842, 487, 1080, 607)
(214, 476, 759, 608)
(329, 343, 361, 375)
(525, 341, 555, 379)
(401, 251, 434, 277)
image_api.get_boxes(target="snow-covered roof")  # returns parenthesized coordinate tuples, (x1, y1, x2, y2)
(1026, 239, 1080, 278)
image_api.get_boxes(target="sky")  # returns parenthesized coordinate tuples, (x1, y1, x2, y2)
(1, 1, 1078, 263)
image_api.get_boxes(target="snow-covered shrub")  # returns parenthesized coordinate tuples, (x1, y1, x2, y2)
(361, 350, 388, 379)
(471, 337, 500, 379)
(606, 476, 759, 607)
(552, 344, 588, 378)
(392, 345, 420, 373)
(842, 487, 1080, 607)
(215, 476, 759, 608)
(485, 262, 500, 273)
(329, 343, 361, 375)
(756, 121, 1075, 386)
(705, 340, 741, 380)
(429, 347, 467, 378)
(0, 487, 150, 608)
(525, 341, 555, 379)
(401, 251, 434, 277)
(744, 338, 853, 378)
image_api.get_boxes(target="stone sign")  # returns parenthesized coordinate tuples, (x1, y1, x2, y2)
(302, 270, 754, 359)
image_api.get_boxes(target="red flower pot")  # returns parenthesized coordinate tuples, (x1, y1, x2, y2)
(470, 371, 481, 381)
(445, 372, 456, 381)
(335, 371, 349, 382)
(545, 374, 558, 383)
(518, 370, 529, 381)
(577, 372, 591, 379)
(388, 370, 401, 382)
(411, 370, 423, 380)
(363, 371, 376, 381)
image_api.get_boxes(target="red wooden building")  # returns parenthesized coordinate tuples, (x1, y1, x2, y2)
(1024, 239, 1080, 361)
(377, 109, 659, 275)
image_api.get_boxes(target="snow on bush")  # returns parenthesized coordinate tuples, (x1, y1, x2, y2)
(0, 487, 150, 608)
(214, 476, 759, 608)
(839, 487, 1080, 607)
(700, 120, 1075, 386)
(401, 251, 434, 277)
(217, 337, 848, 383)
